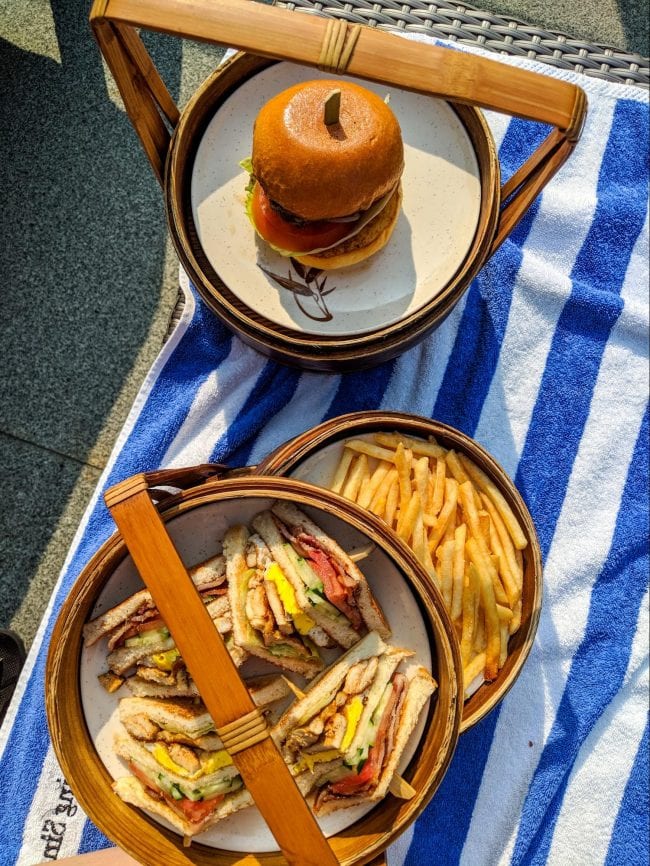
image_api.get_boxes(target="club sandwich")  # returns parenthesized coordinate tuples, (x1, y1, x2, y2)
(271, 630, 436, 815)
(224, 525, 328, 679)
(252, 502, 390, 649)
(83, 555, 247, 691)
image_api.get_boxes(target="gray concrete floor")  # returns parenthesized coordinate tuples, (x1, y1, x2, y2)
(0, 0, 647, 650)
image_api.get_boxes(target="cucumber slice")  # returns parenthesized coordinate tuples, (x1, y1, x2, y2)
(195, 775, 243, 800)
(124, 626, 170, 648)
(283, 544, 324, 592)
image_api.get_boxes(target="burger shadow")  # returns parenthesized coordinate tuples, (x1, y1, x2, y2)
(256, 211, 417, 331)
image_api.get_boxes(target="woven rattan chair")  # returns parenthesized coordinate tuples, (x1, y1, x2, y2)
(276, 0, 649, 86)
(164, 0, 648, 339)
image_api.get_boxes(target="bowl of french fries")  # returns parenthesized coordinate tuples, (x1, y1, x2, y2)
(259, 412, 542, 731)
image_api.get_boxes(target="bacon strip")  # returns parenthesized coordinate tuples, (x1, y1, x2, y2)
(112, 585, 227, 649)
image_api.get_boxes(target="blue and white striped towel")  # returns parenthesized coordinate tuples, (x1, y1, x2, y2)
(1, 34, 648, 866)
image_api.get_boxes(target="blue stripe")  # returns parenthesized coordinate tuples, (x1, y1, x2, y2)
(78, 818, 110, 854)
(403, 710, 502, 866)
(432, 118, 547, 435)
(404, 119, 547, 865)
(511, 407, 650, 865)
(324, 359, 394, 418)
(605, 720, 650, 866)
(210, 361, 302, 466)
(516, 99, 649, 559)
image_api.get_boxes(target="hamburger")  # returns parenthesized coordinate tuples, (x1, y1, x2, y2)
(243, 79, 404, 270)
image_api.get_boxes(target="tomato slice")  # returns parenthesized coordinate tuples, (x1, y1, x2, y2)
(129, 761, 160, 794)
(251, 183, 352, 253)
(329, 748, 380, 796)
(304, 546, 361, 629)
(174, 794, 225, 824)
(128, 762, 225, 825)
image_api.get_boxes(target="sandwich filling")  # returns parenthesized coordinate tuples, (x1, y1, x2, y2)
(117, 732, 244, 829)
(279, 655, 405, 802)
(236, 532, 329, 662)
(224, 524, 327, 678)
(85, 555, 228, 654)
(272, 632, 436, 814)
(271, 515, 363, 632)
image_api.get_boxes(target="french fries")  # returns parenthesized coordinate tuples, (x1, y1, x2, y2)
(327, 433, 528, 699)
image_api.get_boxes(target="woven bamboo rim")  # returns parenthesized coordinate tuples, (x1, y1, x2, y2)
(257, 411, 543, 733)
(46, 476, 463, 866)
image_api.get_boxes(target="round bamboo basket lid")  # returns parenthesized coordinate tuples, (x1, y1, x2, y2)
(258, 413, 543, 732)
(46, 477, 463, 865)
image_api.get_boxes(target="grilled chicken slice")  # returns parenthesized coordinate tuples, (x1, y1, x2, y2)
(322, 713, 347, 751)
(166, 743, 201, 775)
(122, 713, 160, 741)
(285, 717, 325, 755)
(343, 657, 378, 695)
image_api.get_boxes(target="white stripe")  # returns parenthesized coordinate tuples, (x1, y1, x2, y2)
(381, 289, 470, 414)
(15, 746, 87, 866)
(547, 590, 649, 865)
(162, 336, 267, 467)
(474, 95, 617, 476)
(460, 213, 650, 866)
(247, 372, 341, 466)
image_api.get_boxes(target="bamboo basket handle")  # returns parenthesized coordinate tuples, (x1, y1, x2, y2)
(104, 473, 339, 866)
(90, 0, 586, 244)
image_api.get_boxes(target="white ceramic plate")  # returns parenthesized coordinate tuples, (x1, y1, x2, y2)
(81, 497, 433, 853)
(191, 63, 481, 337)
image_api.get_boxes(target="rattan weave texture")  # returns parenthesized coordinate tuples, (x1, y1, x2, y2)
(164, 0, 648, 340)
(276, 0, 649, 87)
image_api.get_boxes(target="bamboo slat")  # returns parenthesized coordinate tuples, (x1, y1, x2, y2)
(91, 0, 585, 134)
(104, 477, 339, 866)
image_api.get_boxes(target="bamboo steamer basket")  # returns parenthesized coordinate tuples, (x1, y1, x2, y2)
(46, 475, 463, 866)
(90, 0, 586, 371)
(257, 412, 543, 732)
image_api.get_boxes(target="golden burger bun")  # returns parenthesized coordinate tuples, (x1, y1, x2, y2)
(252, 79, 404, 222)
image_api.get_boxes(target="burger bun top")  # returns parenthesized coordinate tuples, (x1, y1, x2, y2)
(252, 80, 404, 222)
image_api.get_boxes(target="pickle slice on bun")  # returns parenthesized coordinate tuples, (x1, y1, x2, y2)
(244, 80, 404, 270)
